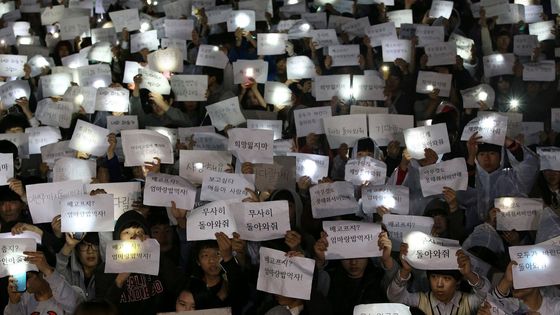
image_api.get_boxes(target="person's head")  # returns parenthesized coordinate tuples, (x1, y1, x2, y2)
(0, 140, 20, 173)
(203, 67, 224, 87)
(385, 66, 403, 92)
(494, 75, 512, 94)
(427, 270, 462, 303)
(0, 114, 30, 133)
(341, 258, 368, 279)
(55, 40, 73, 58)
(72, 300, 119, 315)
(424, 199, 450, 236)
(495, 29, 511, 52)
(526, 81, 540, 96)
(355, 138, 376, 159)
(244, 88, 260, 107)
(543, 170, 560, 189)
(182, 101, 198, 112)
(113, 210, 150, 241)
(175, 288, 196, 311)
(76, 233, 100, 270)
(476, 143, 502, 173)
(195, 240, 221, 277)
(276, 57, 287, 74)
(0, 186, 24, 223)
(512, 286, 540, 301)
(147, 208, 174, 252)
(25, 271, 50, 294)
(274, 294, 304, 308)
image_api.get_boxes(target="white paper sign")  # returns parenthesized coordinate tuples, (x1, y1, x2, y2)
(148, 47, 184, 73)
(206, 97, 246, 131)
(0, 153, 13, 186)
(69, 120, 110, 156)
(287, 152, 329, 184)
(107, 115, 138, 134)
(186, 201, 237, 241)
(62, 53, 88, 70)
(40, 141, 73, 166)
(310, 181, 358, 218)
(387, 10, 413, 28)
(362, 185, 409, 215)
(63, 86, 97, 114)
(286, 56, 316, 80)
(403, 231, 460, 270)
(123, 61, 142, 84)
(509, 245, 560, 289)
(525, 5, 545, 23)
(382, 39, 411, 63)
(521, 122, 543, 146)
(25, 126, 61, 155)
(294, 106, 331, 138)
(514, 34, 539, 56)
(231, 200, 291, 241)
(429, 0, 453, 18)
(529, 21, 554, 42)
(200, 171, 254, 202)
(257, 33, 287, 56)
(449, 33, 474, 62)
(497, 4, 524, 25)
(350, 105, 388, 115)
(368, 114, 413, 146)
(481, 0, 510, 17)
(193, 133, 228, 151)
(414, 25, 445, 47)
(59, 15, 90, 40)
(53, 157, 95, 183)
(227, 10, 256, 32)
(523, 61, 556, 82)
(460, 113, 507, 146)
(61, 194, 114, 232)
(460, 84, 495, 110)
(139, 68, 171, 95)
(233, 59, 269, 84)
(537, 147, 560, 171)
(35, 99, 74, 129)
(91, 27, 117, 45)
(352, 74, 385, 101)
(310, 29, 339, 49)
(121, 129, 173, 166)
(170, 75, 208, 102)
(41, 5, 65, 25)
(353, 304, 411, 315)
(164, 19, 193, 40)
(160, 38, 187, 61)
(105, 239, 160, 275)
(246, 119, 282, 141)
(195, 45, 229, 69)
(383, 214, 434, 244)
(130, 30, 159, 53)
(227, 128, 273, 164)
(0, 54, 26, 77)
(415, 71, 453, 97)
(365, 22, 397, 47)
(552, 108, 560, 132)
(143, 172, 196, 210)
(403, 123, 451, 159)
(257, 247, 314, 300)
(264, 81, 292, 107)
(323, 114, 368, 148)
(327, 45, 360, 67)
(95, 87, 130, 112)
(179, 150, 231, 185)
(324, 220, 382, 259)
(419, 157, 468, 197)
(109, 9, 141, 32)
(0, 238, 37, 277)
(344, 156, 386, 186)
(425, 41, 457, 66)
(86, 182, 141, 220)
(495, 197, 543, 231)
(40, 73, 72, 97)
(0, 133, 29, 158)
(26, 180, 84, 224)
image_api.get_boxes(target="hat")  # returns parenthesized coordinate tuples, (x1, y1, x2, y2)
(113, 210, 149, 240)
(357, 138, 376, 153)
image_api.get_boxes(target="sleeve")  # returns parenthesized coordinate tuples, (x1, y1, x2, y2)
(105, 155, 125, 183)
(3, 296, 27, 315)
(28, 117, 40, 128)
(481, 26, 494, 57)
(94, 264, 123, 304)
(509, 145, 539, 194)
(386, 272, 420, 307)
(129, 95, 147, 128)
(55, 251, 73, 283)
(221, 258, 249, 310)
(45, 270, 85, 314)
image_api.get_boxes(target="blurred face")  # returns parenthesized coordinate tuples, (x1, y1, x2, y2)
(497, 78, 510, 93)
(175, 291, 196, 311)
(26, 272, 47, 294)
(198, 247, 221, 277)
(151, 224, 173, 252)
(119, 226, 146, 241)
(58, 45, 70, 58)
(276, 59, 286, 74)
(527, 82, 540, 95)
(183, 101, 197, 111)
(5, 127, 24, 133)
(477, 151, 501, 173)
(496, 35, 510, 52)
(512, 287, 537, 300)
(356, 150, 373, 158)
(247, 90, 259, 106)
(151, 103, 165, 116)
(429, 273, 458, 303)
(341, 258, 368, 279)
(543, 170, 560, 189)
(0, 200, 23, 222)
(432, 215, 448, 235)
(77, 242, 100, 268)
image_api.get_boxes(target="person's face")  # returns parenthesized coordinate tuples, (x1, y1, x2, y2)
(0, 200, 23, 222)
(276, 59, 286, 74)
(247, 90, 259, 106)
(429, 273, 458, 303)
(496, 35, 511, 51)
(341, 258, 368, 279)
(527, 82, 540, 95)
(338, 144, 349, 158)
(58, 45, 70, 58)
(198, 247, 221, 277)
(26, 272, 47, 294)
(385, 75, 400, 91)
(512, 287, 537, 300)
(175, 291, 196, 311)
(543, 170, 560, 188)
(77, 242, 100, 268)
(496, 78, 510, 93)
(119, 226, 146, 241)
(183, 101, 197, 111)
(6, 127, 24, 133)
(432, 215, 448, 235)
(151, 224, 173, 252)
(356, 150, 373, 158)
(477, 151, 501, 173)
(151, 103, 165, 116)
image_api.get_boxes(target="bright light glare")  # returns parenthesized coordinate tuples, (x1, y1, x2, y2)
(92, 80, 106, 89)
(245, 68, 254, 78)
(0, 40, 4, 45)
(480, 117, 495, 129)
(74, 94, 84, 105)
(301, 159, 317, 177)
(194, 162, 203, 170)
(235, 13, 251, 29)
(531, 250, 550, 269)
(359, 171, 372, 183)
(120, 241, 136, 255)
(478, 91, 488, 102)
(510, 99, 519, 108)
(382, 193, 396, 208)
(404, 231, 426, 250)
(501, 197, 514, 208)
(381, 65, 390, 72)
(18, 37, 33, 45)
(299, 23, 310, 32)
(495, 54, 504, 63)
(140, 22, 151, 33)
(426, 84, 434, 92)
(287, 0, 298, 4)
(212, 46, 219, 52)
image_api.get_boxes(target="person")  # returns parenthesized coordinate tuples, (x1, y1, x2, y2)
(5, 251, 84, 315)
(387, 244, 491, 315)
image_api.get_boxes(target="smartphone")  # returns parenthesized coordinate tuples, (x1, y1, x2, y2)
(14, 272, 26, 292)
(72, 232, 86, 240)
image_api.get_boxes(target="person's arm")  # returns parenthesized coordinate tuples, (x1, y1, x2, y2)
(45, 270, 84, 313)
(386, 243, 420, 306)
(479, 9, 494, 56)
(507, 137, 539, 193)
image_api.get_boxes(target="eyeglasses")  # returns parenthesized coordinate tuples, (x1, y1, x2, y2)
(78, 243, 99, 252)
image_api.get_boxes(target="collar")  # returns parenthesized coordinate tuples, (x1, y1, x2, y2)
(431, 291, 462, 309)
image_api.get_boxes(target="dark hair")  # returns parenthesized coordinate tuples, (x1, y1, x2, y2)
(426, 269, 462, 282)
(147, 206, 170, 226)
(0, 114, 30, 133)
(202, 67, 224, 85)
(73, 300, 119, 315)
(0, 140, 18, 158)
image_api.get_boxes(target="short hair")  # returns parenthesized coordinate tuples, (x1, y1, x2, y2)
(0, 114, 30, 133)
(202, 67, 224, 85)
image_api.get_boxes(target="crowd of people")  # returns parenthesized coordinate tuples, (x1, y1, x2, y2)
(1, 0, 560, 314)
